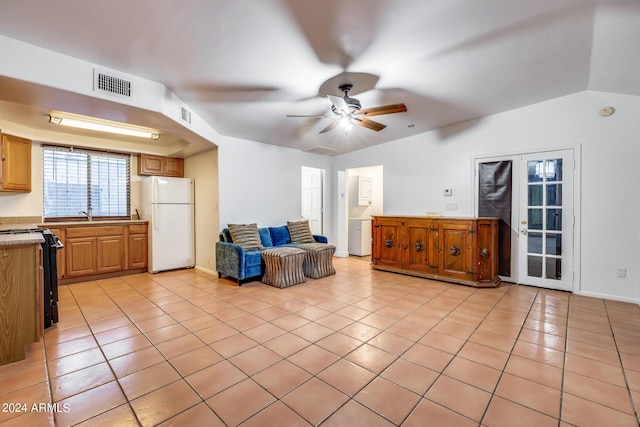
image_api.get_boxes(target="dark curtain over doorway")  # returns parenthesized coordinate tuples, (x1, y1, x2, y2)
(478, 161, 512, 276)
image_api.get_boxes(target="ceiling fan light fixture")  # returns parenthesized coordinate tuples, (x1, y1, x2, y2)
(339, 115, 352, 128)
(49, 112, 160, 139)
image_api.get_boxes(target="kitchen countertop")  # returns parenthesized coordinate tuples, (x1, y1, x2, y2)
(42, 219, 148, 227)
(0, 234, 45, 246)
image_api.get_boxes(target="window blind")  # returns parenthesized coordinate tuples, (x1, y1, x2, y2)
(43, 146, 130, 220)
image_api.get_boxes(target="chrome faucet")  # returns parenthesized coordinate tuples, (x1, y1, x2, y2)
(79, 209, 93, 221)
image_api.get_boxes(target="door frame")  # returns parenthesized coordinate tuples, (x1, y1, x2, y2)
(472, 145, 582, 293)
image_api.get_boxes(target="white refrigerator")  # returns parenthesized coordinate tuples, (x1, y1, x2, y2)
(140, 176, 195, 273)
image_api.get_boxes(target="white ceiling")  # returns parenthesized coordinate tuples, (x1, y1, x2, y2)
(0, 0, 638, 156)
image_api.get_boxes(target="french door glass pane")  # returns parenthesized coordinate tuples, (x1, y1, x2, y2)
(546, 258, 561, 279)
(546, 159, 563, 181)
(528, 185, 543, 206)
(528, 256, 542, 277)
(545, 233, 562, 255)
(528, 209, 543, 230)
(546, 184, 562, 206)
(528, 233, 543, 254)
(547, 209, 562, 231)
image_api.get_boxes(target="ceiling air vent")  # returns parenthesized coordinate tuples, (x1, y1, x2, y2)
(93, 69, 132, 98)
(180, 106, 192, 125)
(304, 146, 338, 155)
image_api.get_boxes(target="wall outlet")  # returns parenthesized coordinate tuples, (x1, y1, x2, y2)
(446, 203, 458, 211)
(617, 268, 627, 278)
(443, 188, 453, 196)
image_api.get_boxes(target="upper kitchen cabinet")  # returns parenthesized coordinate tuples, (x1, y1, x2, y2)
(139, 153, 184, 177)
(0, 134, 31, 192)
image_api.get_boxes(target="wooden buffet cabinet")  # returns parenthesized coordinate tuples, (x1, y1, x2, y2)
(46, 221, 148, 284)
(372, 216, 499, 287)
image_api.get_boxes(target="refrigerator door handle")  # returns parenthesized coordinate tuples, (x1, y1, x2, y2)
(152, 177, 158, 203)
(152, 204, 157, 231)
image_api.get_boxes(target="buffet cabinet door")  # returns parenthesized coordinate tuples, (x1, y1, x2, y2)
(437, 220, 475, 282)
(372, 218, 402, 268)
(403, 220, 437, 273)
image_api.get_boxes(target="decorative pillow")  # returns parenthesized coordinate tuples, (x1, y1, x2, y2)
(287, 220, 315, 244)
(228, 223, 263, 250)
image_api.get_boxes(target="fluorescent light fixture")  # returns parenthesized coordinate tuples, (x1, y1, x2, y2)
(49, 112, 160, 140)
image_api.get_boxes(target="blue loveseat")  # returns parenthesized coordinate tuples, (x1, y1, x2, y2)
(216, 225, 328, 284)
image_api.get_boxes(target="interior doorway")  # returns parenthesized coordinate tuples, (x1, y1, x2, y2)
(344, 165, 383, 258)
(301, 166, 325, 235)
(474, 148, 579, 292)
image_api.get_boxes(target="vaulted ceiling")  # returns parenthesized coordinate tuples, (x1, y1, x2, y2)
(0, 0, 638, 155)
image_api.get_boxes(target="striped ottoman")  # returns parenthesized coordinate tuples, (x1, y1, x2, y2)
(261, 247, 306, 288)
(298, 243, 336, 279)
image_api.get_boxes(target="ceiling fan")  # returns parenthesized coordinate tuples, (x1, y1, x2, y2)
(287, 83, 407, 134)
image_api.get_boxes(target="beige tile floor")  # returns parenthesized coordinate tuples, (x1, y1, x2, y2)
(1, 257, 639, 426)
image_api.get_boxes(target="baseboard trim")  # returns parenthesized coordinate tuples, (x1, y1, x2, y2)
(578, 290, 640, 306)
(194, 265, 217, 277)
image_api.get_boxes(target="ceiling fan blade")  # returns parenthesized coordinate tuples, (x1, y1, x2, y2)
(358, 103, 407, 117)
(319, 120, 340, 134)
(354, 117, 386, 132)
(328, 95, 349, 114)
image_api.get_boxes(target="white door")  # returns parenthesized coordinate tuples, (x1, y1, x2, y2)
(518, 150, 574, 291)
(301, 166, 324, 235)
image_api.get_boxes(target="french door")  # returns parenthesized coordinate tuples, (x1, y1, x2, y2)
(517, 150, 574, 291)
(476, 148, 576, 292)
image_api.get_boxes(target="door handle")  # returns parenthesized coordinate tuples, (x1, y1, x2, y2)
(521, 228, 528, 235)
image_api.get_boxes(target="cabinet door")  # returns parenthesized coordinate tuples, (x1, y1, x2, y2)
(139, 154, 165, 175)
(128, 234, 148, 269)
(0, 245, 39, 365)
(66, 238, 97, 277)
(477, 220, 498, 282)
(1, 134, 31, 192)
(97, 236, 125, 273)
(372, 219, 402, 268)
(164, 157, 184, 177)
(403, 220, 437, 273)
(438, 221, 474, 281)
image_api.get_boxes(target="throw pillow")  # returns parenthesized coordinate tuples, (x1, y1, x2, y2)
(287, 220, 315, 244)
(228, 223, 263, 250)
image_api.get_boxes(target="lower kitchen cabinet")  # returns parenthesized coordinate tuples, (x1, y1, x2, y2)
(44, 221, 147, 284)
(372, 216, 499, 287)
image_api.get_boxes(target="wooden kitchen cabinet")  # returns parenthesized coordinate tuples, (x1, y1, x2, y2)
(0, 134, 32, 192)
(0, 241, 42, 365)
(66, 237, 97, 277)
(127, 224, 148, 269)
(372, 216, 499, 287)
(47, 221, 147, 283)
(139, 153, 184, 177)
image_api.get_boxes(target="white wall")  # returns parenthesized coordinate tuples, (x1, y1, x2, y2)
(184, 148, 219, 275)
(333, 90, 640, 304)
(217, 135, 333, 235)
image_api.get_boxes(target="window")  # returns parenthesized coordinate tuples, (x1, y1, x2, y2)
(43, 146, 130, 221)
